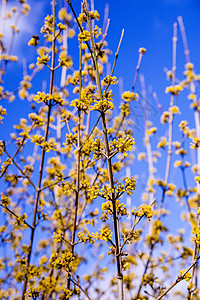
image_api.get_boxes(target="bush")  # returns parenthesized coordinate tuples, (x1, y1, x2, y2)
(0, 1, 200, 299)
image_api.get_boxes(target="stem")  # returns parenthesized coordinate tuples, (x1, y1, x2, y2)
(178, 17, 200, 294)
(0, 204, 32, 229)
(70, 273, 93, 300)
(156, 256, 200, 300)
(162, 22, 177, 208)
(132, 51, 145, 92)
(135, 245, 154, 299)
(3, 147, 37, 191)
(140, 74, 154, 204)
(104, 29, 124, 94)
(84, 2, 124, 298)
(22, 0, 56, 297)
(68, 43, 82, 289)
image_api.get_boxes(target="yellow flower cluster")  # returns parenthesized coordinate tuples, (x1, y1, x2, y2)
(25, 288, 40, 299)
(146, 220, 168, 245)
(110, 135, 135, 156)
(71, 85, 96, 113)
(49, 251, 75, 270)
(63, 133, 78, 146)
(58, 7, 72, 22)
(77, 231, 96, 244)
(78, 30, 90, 42)
(91, 90, 114, 112)
(92, 25, 102, 38)
(122, 91, 138, 102)
(28, 35, 39, 47)
(29, 113, 45, 127)
(166, 183, 176, 196)
(139, 47, 147, 54)
(179, 269, 192, 282)
(195, 176, 200, 183)
(156, 179, 167, 188)
(191, 137, 200, 149)
(165, 85, 183, 96)
(96, 227, 112, 241)
(33, 92, 64, 105)
(160, 111, 170, 124)
(1, 193, 10, 206)
(179, 120, 192, 137)
(169, 105, 180, 114)
(59, 52, 73, 68)
(57, 23, 66, 31)
(102, 75, 118, 86)
(102, 200, 127, 217)
(99, 185, 112, 200)
(119, 103, 130, 116)
(13, 213, 28, 229)
(37, 53, 50, 65)
(57, 181, 75, 197)
(124, 177, 136, 195)
(142, 273, 158, 286)
(53, 229, 63, 243)
(0, 106, 7, 124)
(31, 135, 57, 152)
(157, 137, 168, 149)
(146, 126, 157, 136)
(31, 134, 44, 146)
(62, 289, 73, 298)
(62, 288, 81, 298)
(78, 10, 99, 24)
(87, 184, 100, 201)
(41, 15, 53, 38)
(132, 205, 153, 219)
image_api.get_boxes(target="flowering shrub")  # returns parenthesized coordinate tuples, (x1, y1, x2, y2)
(0, 1, 200, 300)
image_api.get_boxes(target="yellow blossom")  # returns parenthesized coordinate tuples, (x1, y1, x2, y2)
(78, 30, 90, 42)
(180, 269, 192, 282)
(169, 105, 180, 114)
(139, 47, 146, 54)
(165, 85, 183, 95)
(122, 91, 138, 102)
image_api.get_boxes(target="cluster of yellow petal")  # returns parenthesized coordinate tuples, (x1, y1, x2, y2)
(132, 205, 153, 219)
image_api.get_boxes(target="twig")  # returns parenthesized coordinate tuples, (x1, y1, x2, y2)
(156, 256, 200, 300)
(0, 203, 32, 229)
(22, 0, 56, 297)
(84, 1, 124, 298)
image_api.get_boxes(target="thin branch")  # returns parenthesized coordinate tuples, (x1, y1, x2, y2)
(3, 148, 37, 191)
(156, 256, 200, 300)
(22, 0, 56, 297)
(85, 2, 124, 298)
(0, 203, 33, 229)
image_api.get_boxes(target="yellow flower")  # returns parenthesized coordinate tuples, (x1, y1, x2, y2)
(122, 91, 138, 102)
(132, 205, 153, 219)
(188, 93, 196, 101)
(165, 85, 183, 96)
(195, 176, 200, 183)
(138, 152, 146, 160)
(180, 269, 191, 282)
(160, 111, 170, 124)
(139, 47, 146, 54)
(169, 105, 180, 114)
(157, 137, 168, 149)
(78, 30, 90, 42)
